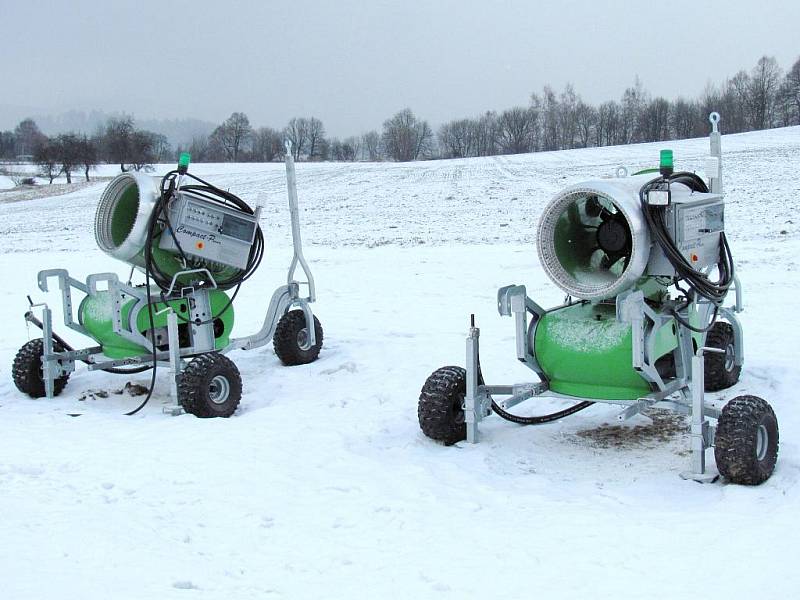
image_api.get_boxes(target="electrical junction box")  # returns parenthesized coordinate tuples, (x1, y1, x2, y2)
(646, 188, 725, 277)
(159, 192, 260, 270)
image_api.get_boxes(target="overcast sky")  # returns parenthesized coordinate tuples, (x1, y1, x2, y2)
(1, 0, 798, 136)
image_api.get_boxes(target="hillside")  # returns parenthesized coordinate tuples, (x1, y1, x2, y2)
(0, 127, 798, 599)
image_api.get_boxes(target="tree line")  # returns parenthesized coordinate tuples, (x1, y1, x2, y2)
(0, 115, 170, 183)
(437, 55, 799, 158)
(186, 54, 800, 162)
(1, 54, 798, 180)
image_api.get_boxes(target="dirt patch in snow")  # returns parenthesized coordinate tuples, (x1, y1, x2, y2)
(572, 409, 688, 449)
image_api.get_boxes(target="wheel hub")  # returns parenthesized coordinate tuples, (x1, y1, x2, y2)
(756, 424, 768, 461)
(209, 375, 231, 405)
(724, 343, 735, 372)
(296, 328, 312, 351)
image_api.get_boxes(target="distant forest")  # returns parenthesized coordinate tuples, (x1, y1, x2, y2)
(1, 54, 798, 179)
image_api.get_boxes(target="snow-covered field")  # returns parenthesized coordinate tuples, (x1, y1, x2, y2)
(1, 128, 799, 599)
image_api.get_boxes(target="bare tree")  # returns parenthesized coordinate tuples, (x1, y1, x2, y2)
(306, 117, 327, 161)
(438, 118, 476, 158)
(0, 130, 15, 159)
(75, 135, 98, 181)
(252, 127, 284, 162)
(748, 56, 783, 130)
(284, 118, 309, 160)
(540, 87, 560, 150)
(150, 133, 171, 163)
(210, 112, 252, 161)
(361, 130, 381, 160)
(574, 101, 597, 148)
(188, 135, 211, 162)
(638, 97, 671, 142)
(128, 130, 157, 171)
(381, 109, 432, 162)
(53, 133, 81, 183)
(670, 98, 697, 139)
(496, 107, 537, 154)
(473, 111, 498, 156)
(14, 118, 46, 157)
(621, 77, 648, 143)
(33, 139, 61, 184)
(558, 85, 579, 149)
(779, 57, 800, 125)
(343, 136, 361, 161)
(103, 116, 135, 171)
(596, 101, 621, 146)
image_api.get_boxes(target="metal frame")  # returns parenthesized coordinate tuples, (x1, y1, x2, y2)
(27, 142, 318, 413)
(469, 283, 742, 481)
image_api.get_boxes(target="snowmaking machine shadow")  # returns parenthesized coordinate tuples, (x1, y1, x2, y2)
(418, 113, 779, 485)
(13, 145, 323, 417)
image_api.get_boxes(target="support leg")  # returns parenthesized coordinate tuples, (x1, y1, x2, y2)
(680, 350, 719, 483)
(465, 321, 481, 443)
(164, 310, 184, 416)
(41, 306, 55, 399)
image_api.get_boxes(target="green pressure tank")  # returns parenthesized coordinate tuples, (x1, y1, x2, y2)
(78, 289, 234, 359)
(533, 302, 678, 400)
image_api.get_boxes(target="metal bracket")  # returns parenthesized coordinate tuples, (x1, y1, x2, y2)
(497, 285, 546, 379)
(616, 400, 653, 424)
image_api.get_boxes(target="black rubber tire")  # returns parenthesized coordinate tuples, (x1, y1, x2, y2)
(715, 395, 778, 485)
(178, 353, 242, 418)
(273, 309, 323, 366)
(704, 322, 741, 391)
(12, 338, 70, 398)
(418, 366, 467, 445)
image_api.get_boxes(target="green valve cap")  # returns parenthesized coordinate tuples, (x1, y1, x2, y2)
(178, 152, 191, 173)
(659, 149, 673, 175)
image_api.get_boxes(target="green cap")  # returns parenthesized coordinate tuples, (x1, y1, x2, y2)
(660, 149, 673, 169)
(178, 152, 191, 170)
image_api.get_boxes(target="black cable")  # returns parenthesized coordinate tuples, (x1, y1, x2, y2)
(670, 304, 719, 333)
(475, 356, 594, 426)
(125, 207, 162, 416)
(639, 173, 734, 307)
(145, 175, 265, 293)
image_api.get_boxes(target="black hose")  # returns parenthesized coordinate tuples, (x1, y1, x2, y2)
(476, 357, 594, 426)
(147, 171, 265, 294)
(639, 173, 734, 307)
(125, 207, 162, 416)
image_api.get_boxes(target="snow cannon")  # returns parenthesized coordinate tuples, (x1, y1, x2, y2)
(94, 171, 248, 290)
(13, 147, 324, 418)
(419, 113, 779, 485)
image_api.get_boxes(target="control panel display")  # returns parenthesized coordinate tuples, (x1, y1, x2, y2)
(221, 214, 256, 242)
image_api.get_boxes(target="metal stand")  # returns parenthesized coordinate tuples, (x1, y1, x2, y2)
(680, 347, 723, 483)
(465, 319, 481, 443)
(162, 307, 184, 415)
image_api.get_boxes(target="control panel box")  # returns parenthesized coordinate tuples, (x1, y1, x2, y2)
(646, 189, 724, 277)
(159, 192, 260, 270)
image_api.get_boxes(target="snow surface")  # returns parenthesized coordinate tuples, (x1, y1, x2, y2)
(0, 128, 799, 599)
(0, 175, 15, 190)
